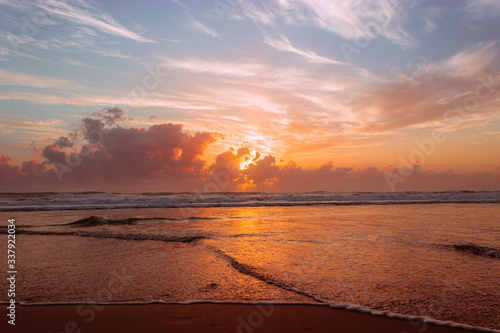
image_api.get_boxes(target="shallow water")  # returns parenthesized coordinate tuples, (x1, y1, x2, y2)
(0, 199, 499, 329)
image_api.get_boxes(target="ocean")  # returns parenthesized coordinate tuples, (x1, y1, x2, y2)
(1, 191, 499, 330)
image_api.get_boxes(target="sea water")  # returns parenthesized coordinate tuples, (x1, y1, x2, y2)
(0, 191, 499, 329)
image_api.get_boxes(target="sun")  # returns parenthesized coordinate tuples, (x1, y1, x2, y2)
(239, 158, 252, 170)
(239, 150, 259, 170)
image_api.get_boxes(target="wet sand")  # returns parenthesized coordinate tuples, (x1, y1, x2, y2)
(2, 302, 498, 333)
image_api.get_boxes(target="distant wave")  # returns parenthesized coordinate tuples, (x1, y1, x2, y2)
(1, 190, 499, 212)
(7, 216, 222, 228)
(439, 243, 500, 259)
(66, 216, 139, 227)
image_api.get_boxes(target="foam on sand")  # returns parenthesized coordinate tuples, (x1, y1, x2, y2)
(1, 302, 498, 333)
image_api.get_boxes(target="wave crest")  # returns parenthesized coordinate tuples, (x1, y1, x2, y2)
(439, 243, 500, 259)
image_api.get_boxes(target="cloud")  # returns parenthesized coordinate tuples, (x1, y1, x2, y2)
(0, 0, 154, 59)
(1, 25, 136, 59)
(352, 41, 500, 133)
(146, 56, 373, 160)
(0, 118, 61, 129)
(33, 0, 156, 43)
(159, 56, 362, 94)
(234, 0, 414, 46)
(2, 112, 500, 192)
(0, 90, 222, 111)
(162, 38, 180, 43)
(244, 155, 280, 183)
(263, 32, 348, 65)
(172, 0, 218, 37)
(209, 146, 249, 184)
(187, 14, 219, 37)
(0, 92, 76, 105)
(208, 148, 500, 192)
(0, 68, 84, 89)
(162, 58, 262, 77)
(0, 108, 215, 191)
(465, 0, 500, 17)
(63, 58, 100, 69)
(0, 118, 67, 147)
(423, 18, 437, 33)
(93, 47, 131, 58)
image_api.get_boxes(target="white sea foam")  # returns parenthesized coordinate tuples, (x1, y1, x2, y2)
(328, 301, 500, 332)
(1, 191, 499, 211)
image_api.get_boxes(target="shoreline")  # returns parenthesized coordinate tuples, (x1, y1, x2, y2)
(1, 302, 499, 333)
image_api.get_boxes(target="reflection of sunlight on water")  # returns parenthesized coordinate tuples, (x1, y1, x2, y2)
(2, 204, 499, 328)
(207, 204, 500, 326)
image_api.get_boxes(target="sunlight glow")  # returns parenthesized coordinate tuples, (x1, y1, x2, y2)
(239, 150, 259, 170)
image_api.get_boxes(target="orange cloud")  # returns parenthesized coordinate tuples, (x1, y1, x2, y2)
(1, 108, 499, 192)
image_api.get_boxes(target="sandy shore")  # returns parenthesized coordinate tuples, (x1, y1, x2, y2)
(1, 302, 497, 333)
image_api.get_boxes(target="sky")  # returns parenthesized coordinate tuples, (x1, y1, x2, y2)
(0, 0, 499, 192)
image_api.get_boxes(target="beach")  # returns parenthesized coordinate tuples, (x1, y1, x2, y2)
(2, 0, 500, 330)
(1, 192, 499, 331)
(2, 302, 499, 333)
(1, 0, 500, 331)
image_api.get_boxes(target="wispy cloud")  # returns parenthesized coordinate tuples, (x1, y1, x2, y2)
(0, 92, 85, 105)
(172, 1, 219, 37)
(94, 47, 131, 58)
(263, 32, 348, 65)
(465, 0, 500, 17)
(351, 41, 500, 133)
(146, 55, 374, 160)
(423, 18, 438, 33)
(0, 1, 149, 59)
(163, 38, 180, 43)
(0, 117, 67, 145)
(0, 118, 61, 129)
(162, 58, 263, 77)
(1, 26, 134, 59)
(187, 13, 219, 37)
(33, 0, 156, 43)
(63, 58, 100, 69)
(234, 0, 414, 47)
(0, 68, 84, 89)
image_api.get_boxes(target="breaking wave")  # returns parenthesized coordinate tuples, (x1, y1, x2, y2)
(64, 215, 219, 227)
(74, 230, 207, 243)
(1, 228, 208, 243)
(209, 246, 324, 303)
(1, 190, 499, 211)
(439, 243, 500, 259)
(0, 229, 73, 236)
